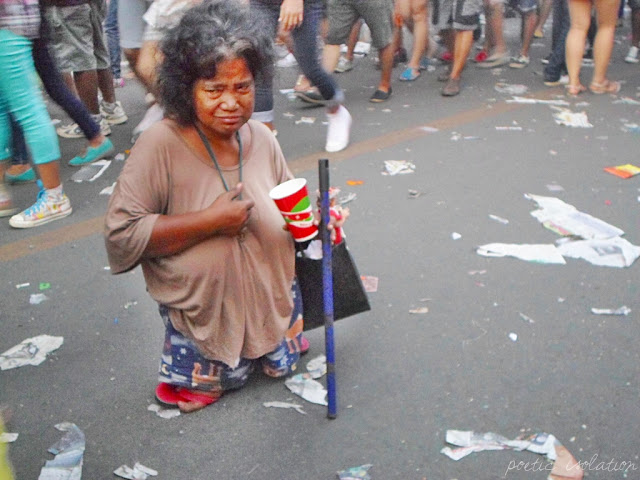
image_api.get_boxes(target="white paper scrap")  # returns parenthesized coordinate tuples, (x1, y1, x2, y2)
(263, 401, 306, 414)
(552, 107, 593, 128)
(114, 462, 158, 479)
(556, 237, 640, 268)
(306, 355, 327, 379)
(285, 373, 328, 405)
(29, 293, 48, 305)
(591, 306, 631, 316)
(147, 404, 181, 419)
(100, 182, 117, 195)
(506, 96, 569, 106)
(477, 243, 566, 264)
(0, 335, 64, 370)
(71, 159, 111, 183)
(0, 433, 18, 443)
(382, 160, 416, 175)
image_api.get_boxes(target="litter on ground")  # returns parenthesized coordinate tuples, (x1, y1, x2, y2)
(506, 96, 569, 106)
(100, 182, 117, 195)
(590, 306, 631, 316)
(552, 107, 593, 128)
(262, 401, 306, 415)
(409, 307, 430, 314)
(38, 423, 85, 480)
(29, 293, 49, 305)
(285, 373, 328, 406)
(603, 164, 640, 179)
(489, 214, 509, 224)
(494, 83, 528, 95)
(0, 433, 18, 443)
(0, 335, 64, 370)
(114, 462, 158, 480)
(382, 160, 415, 175)
(441, 430, 584, 480)
(477, 243, 566, 264)
(71, 159, 111, 182)
(360, 275, 378, 292)
(147, 404, 181, 419)
(337, 464, 373, 480)
(306, 355, 327, 379)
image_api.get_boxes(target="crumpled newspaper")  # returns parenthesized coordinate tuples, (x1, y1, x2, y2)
(285, 373, 327, 405)
(38, 423, 85, 480)
(441, 430, 584, 480)
(0, 335, 64, 370)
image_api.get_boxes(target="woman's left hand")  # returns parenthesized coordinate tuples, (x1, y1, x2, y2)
(279, 0, 303, 32)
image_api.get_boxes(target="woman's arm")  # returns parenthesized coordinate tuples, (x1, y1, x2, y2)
(144, 183, 254, 258)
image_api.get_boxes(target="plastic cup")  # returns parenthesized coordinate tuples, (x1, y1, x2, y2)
(269, 178, 318, 242)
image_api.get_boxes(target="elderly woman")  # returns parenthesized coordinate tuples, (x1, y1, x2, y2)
(104, 0, 307, 413)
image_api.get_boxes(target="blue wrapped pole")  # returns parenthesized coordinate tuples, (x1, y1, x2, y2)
(319, 158, 337, 419)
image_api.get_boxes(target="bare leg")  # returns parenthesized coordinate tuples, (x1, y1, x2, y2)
(323, 43, 342, 72)
(520, 10, 539, 57)
(536, 0, 553, 34)
(406, 0, 429, 71)
(565, 0, 590, 90)
(377, 43, 394, 91)
(450, 29, 474, 79)
(96, 68, 116, 104)
(632, 9, 640, 46)
(35, 161, 62, 190)
(345, 19, 363, 61)
(62, 72, 79, 98)
(73, 70, 100, 114)
(137, 40, 161, 94)
(591, 0, 618, 84)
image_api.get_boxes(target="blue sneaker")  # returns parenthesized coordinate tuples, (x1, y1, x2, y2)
(68, 138, 114, 166)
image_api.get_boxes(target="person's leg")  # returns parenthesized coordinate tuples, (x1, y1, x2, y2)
(544, 0, 571, 82)
(590, 0, 619, 87)
(535, 0, 553, 35)
(403, 0, 429, 74)
(565, 0, 591, 93)
(449, 29, 474, 78)
(4, 117, 35, 183)
(359, 0, 395, 97)
(104, 0, 122, 81)
(520, 10, 539, 57)
(0, 30, 71, 227)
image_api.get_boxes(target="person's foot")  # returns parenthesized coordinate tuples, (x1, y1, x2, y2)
(534, 28, 544, 38)
(325, 105, 352, 152)
(276, 52, 298, 68)
(4, 165, 36, 184)
(439, 51, 453, 63)
(589, 79, 621, 94)
(565, 83, 586, 97)
(399, 67, 420, 81)
(441, 77, 461, 96)
(369, 88, 392, 103)
(335, 56, 354, 73)
(57, 118, 111, 138)
(294, 87, 326, 104)
(477, 52, 510, 68)
(113, 77, 125, 88)
(100, 100, 128, 125)
(509, 55, 530, 69)
(68, 138, 115, 166)
(543, 74, 569, 86)
(540, 54, 550, 65)
(155, 383, 221, 413)
(9, 182, 72, 228)
(0, 184, 17, 218)
(437, 67, 451, 82)
(625, 45, 639, 63)
(474, 49, 489, 63)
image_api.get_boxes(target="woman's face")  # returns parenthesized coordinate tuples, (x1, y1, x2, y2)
(193, 57, 255, 139)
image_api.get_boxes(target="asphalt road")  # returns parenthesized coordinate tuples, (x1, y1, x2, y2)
(1, 18, 639, 480)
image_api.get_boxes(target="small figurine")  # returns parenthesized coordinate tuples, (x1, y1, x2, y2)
(316, 187, 350, 245)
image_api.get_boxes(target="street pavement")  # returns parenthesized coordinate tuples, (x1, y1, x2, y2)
(1, 18, 639, 480)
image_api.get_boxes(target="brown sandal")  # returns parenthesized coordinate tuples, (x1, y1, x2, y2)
(565, 84, 586, 97)
(589, 80, 621, 94)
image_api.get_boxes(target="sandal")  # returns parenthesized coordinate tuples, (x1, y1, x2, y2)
(565, 84, 586, 97)
(399, 67, 420, 81)
(589, 80, 621, 95)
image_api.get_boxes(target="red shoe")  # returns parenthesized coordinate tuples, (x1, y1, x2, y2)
(440, 51, 453, 63)
(474, 50, 488, 63)
(155, 383, 220, 408)
(300, 335, 310, 355)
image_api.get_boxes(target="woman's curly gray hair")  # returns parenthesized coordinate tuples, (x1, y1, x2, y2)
(157, 0, 274, 125)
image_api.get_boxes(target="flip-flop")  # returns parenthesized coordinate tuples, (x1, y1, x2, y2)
(399, 67, 420, 81)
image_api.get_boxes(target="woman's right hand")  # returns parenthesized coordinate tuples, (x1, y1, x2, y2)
(205, 183, 255, 236)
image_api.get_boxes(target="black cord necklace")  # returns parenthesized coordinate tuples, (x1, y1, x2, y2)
(195, 125, 243, 198)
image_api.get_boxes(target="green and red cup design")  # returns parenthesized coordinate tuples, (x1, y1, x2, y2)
(269, 178, 318, 242)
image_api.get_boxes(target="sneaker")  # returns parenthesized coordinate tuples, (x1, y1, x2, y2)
(509, 55, 530, 68)
(100, 100, 128, 125)
(9, 182, 72, 228)
(276, 52, 298, 68)
(541, 54, 550, 65)
(543, 74, 569, 86)
(625, 45, 639, 63)
(294, 87, 326, 104)
(57, 118, 111, 138)
(325, 105, 352, 153)
(113, 77, 125, 88)
(477, 52, 510, 68)
(0, 184, 17, 218)
(335, 56, 353, 73)
(68, 138, 115, 166)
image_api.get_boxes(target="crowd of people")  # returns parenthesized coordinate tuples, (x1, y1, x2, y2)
(1, 0, 633, 232)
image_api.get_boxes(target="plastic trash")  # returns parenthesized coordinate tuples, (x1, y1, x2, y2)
(0, 335, 63, 370)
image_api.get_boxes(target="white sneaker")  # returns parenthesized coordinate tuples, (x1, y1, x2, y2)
(276, 52, 298, 68)
(9, 186, 72, 228)
(57, 117, 111, 138)
(100, 100, 128, 125)
(325, 105, 352, 153)
(625, 45, 639, 63)
(335, 56, 354, 73)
